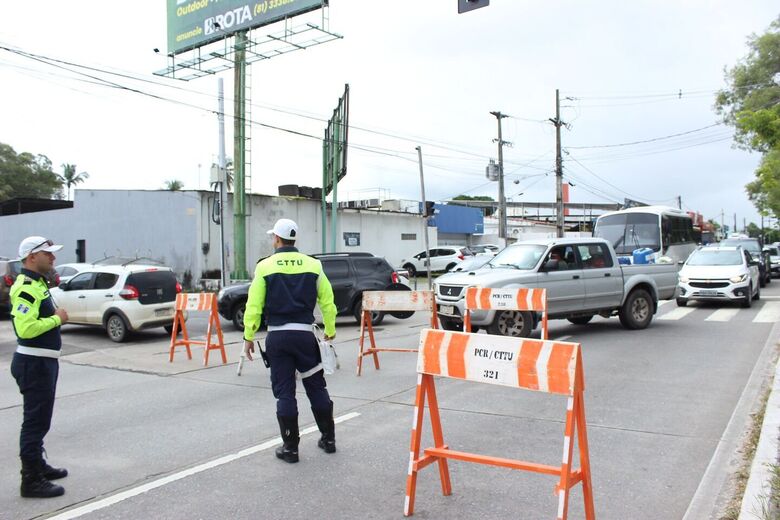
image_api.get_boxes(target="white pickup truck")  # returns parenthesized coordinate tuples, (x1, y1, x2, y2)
(434, 238, 679, 337)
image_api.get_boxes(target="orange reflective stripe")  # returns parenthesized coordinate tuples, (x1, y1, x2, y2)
(532, 289, 545, 310)
(547, 342, 576, 395)
(465, 288, 478, 309)
(446, 333, 469, 379)
(422, 330, 445, 375)
(517, 340, 543, 390)
(479, 288, 492, 309)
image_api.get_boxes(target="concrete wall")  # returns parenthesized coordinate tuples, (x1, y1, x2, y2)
(0, 190, 437, 284)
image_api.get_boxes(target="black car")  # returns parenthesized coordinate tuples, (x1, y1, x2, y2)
(218, 252, 412, 330)
(718, 238, 772, 287)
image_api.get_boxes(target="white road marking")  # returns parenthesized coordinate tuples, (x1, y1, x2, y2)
(49, 412, 362, 520)
(759, 295, 780, 299)
(657, 307, 696, 321)
(553, 335, 572, 342)
(657, 300, 673, 307)
(753, 302, 780, 323)
(705, 308, 740, 322)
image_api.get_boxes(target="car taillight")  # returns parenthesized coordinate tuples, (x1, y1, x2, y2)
(54, 274, 60, 286)
(391, 272, 399, 284)
(175, 282, 182, 293)
(458, 253, 465, 260)
(3, 275, 13, 287)
(119, 284, 140, 300)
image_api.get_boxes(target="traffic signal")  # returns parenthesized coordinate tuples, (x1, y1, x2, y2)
(458, 0, 489, 14)
(424, 201, 436, 217)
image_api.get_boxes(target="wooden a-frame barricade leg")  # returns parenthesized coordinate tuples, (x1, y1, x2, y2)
(404, 348, 595, 520)
(168, 293, 227, 367)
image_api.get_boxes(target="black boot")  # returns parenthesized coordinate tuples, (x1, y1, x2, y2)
(275, 415, 299, 463)
(42, 461, 68, 480)
(312, 403, 336, 454)
(20, 460, 65, 498)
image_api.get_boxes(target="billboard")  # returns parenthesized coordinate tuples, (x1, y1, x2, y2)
(323, 84, 349, 196)
(167, 0, 325, 55)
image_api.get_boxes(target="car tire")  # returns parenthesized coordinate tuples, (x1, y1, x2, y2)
(618, 289, 654, 330)
(676, 298, 687, 307)
(106, 314, 129, 343)
(164, 324, 181, 335)
(353, 298, 384, 326)
(487, 310, 533, 338)
(741, 285, 753, 308)
(232, 301, 246, 331)
(754, 284, 761, 301)
(403, 264, 417, 278)
(567, 316, 593, 325)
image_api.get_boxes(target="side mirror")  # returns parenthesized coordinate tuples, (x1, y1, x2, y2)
(58, 281, 69, 290)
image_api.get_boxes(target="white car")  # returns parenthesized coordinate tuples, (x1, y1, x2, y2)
(51, 264, 182, 342)
(676, 246, 760, 308)
(54, 262, 93, 283)
(400, 247, 471, 277)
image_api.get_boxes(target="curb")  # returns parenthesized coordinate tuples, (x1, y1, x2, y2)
(739, 325, 780, 519)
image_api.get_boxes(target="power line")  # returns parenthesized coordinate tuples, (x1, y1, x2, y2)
(566, 123, 723, 150)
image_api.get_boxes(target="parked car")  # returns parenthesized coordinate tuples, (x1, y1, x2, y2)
(400, 247, 472, 277)
(218, 252, 412, 330)
(717, 238, 771, 287)
(55, 262, 93, 283)
(448, 254, 494, 273)
(434, 238, 679, 337)
(764, 245, 780, 278)
(1, 257, 59, 313)
(677, 246, 760, 308)
(50, 264, 182, 342)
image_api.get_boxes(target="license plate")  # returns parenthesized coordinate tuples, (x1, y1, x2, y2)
(155, 308, 172, 317)
(439, 305, 455, 316)
(699, 290, 718, 296)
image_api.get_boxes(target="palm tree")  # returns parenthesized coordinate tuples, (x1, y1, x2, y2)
(58, 163, 89, 201)
(164, 179, 184, 191)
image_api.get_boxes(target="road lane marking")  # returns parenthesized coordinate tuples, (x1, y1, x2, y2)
(759, 295, 780, 300)
(753, 302, 780, 323)
(657, 300, 673, 307)
(657, 307, 696, 321)
(48, 412, 362, 520)
(705, 308, 740, 322)
(552, 335, 572, 342)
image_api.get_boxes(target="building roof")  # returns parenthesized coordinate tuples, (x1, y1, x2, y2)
(0, 198, 73, 216)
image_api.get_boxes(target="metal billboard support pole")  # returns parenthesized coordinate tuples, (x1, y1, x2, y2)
(416, 146, 432, 291)
(232, 30, 249, 280)
(217, 78, 228, 288)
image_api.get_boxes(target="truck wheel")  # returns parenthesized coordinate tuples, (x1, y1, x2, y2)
(403, 264, 417, 278)
(618, 289, 653, 330)
(741, 285, 753, 308)
(567, 316, 593, 325)
(676, 298, 687, 307)
(487, 311, 533, 338)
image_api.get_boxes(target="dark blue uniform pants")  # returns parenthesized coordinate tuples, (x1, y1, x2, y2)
(266, 330, 331, 416)
(10, 353, 59, 463)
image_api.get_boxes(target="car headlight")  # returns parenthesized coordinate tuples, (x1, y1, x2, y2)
(730, 274, 748, 283)
(678, 276, 689, 283)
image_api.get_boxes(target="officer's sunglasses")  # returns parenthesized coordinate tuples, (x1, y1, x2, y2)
(30, 239, 54, 254)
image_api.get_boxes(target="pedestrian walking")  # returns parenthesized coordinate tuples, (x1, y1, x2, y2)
(10, 236, 69, 498)
(243, 219, 338, 463)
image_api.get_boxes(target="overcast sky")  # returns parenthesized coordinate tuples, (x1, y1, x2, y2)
(1, 1, 778, 228)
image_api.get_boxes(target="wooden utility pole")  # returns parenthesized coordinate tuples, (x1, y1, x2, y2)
(552, 89, 565, 238)
(490, 111, 510, 240)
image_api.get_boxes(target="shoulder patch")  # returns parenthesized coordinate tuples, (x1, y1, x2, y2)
(18, 291, 36, 304)
(15, 303, 31, 315)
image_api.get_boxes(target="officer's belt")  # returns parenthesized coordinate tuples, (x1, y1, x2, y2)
(16, 346, 61, 359)
(267, 323, 313, 332)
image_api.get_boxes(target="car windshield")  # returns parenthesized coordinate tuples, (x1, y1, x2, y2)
(720, 239, 760, 253)
(488, 244, 547, 270)
(687, 249, 742, 266)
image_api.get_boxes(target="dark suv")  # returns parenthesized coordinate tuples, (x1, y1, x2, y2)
(719, 238, 772, 287)
(218, 252, 412, 330)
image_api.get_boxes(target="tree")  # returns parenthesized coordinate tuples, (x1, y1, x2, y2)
(0, 143, 63, 200)
(164, 179, 184, 191)
(58, 163, 89, 201)
(452, 195, 496, 216)
(715, 16, 780, 217)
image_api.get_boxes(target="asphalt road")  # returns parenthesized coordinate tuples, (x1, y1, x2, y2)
(1, 285, 779, 520)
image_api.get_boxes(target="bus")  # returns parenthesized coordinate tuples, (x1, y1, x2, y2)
(592, 205, 697, 264)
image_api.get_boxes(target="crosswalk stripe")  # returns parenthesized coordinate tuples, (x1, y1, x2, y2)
(657, 307, 696, 321)
(705, 308, 740, 322)
(753, 302, 780, 323)
(658, 300, 673, 307)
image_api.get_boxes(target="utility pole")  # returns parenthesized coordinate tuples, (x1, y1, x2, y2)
(551, 89, 565, 238)
(490, 111, 510, 241)
(734, 213, 737, 235)
(217, 79, 228, 288)
(676, 196, 682, 210)
(416, 146, 433, 291)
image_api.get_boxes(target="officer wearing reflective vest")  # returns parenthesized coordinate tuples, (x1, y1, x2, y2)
(243, 219, 338, 463)
(10, 236, 70, 498)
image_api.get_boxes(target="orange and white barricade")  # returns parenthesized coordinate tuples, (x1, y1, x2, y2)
(169, 293, 227, 366)
(404, 329, 595, 520)
(357, 290, 439, 376)
(464, 287, 549, 339)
